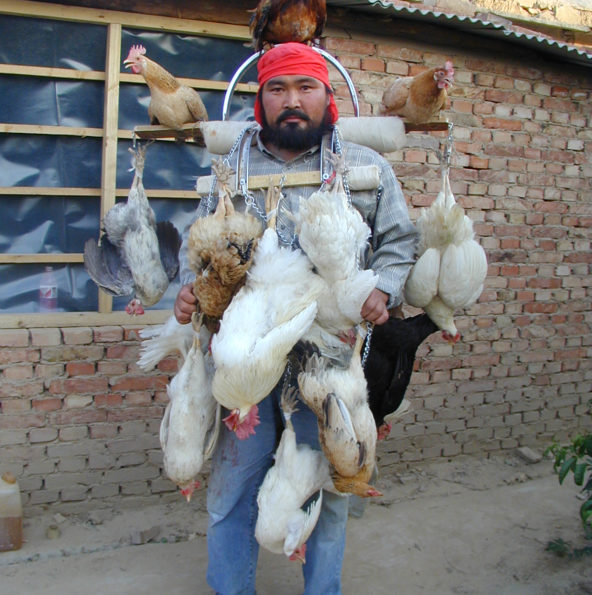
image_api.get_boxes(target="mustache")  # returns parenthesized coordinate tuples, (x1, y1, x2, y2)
(277, 109, 311, 124)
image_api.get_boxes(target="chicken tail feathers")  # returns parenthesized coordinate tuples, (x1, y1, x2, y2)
(156, 220, 182, 282)
(84, 236, 134, 297)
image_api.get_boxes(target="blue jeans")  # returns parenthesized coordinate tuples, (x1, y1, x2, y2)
(206, 383, 348, 595)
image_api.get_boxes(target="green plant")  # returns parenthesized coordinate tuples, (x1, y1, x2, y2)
(544, 400, 592, 558)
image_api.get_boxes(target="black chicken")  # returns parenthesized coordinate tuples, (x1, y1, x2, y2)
(363, 313, 438, 439)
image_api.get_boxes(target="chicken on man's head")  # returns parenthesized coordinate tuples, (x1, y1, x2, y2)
(255, 43, 338, 152)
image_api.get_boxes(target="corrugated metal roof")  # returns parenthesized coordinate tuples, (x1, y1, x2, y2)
(327, 1, 592, 68)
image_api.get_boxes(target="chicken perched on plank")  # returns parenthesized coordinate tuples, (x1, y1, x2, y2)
(123, 44, 208, 130)
(297, 151, 378, 348)
(249, 0, 326, 51)
(84, 146, 181, 315)
(255, 387, 333, 563)
(298, 328, 381, 498)
(211, 185, 324, 440)
(187, 158, 263, 332)
(160, 313, 220, 502)
(404, 168, 488, 343)
(364, 313, 438, 440)
(379, 61, 454, 124)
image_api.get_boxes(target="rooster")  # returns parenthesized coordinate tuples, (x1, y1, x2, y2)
(187, 158, 263, 332)
(249, 0, 326, 51)
(123, 44, 208, 130)
(159, 313, 221, 502)
(210, 185, 324, 440)
(404, 169, 488, 343)
(298, 328, 381, 498)
(255, 387, 333, 563)
(84, 146, 181, 315)
(364, 314, 438, 440)
(379, 61, 454, 124)
(297, 151, 378, 349)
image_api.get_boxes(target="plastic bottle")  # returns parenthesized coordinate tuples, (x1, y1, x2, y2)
(39, 266, 58, 312)
(0, 471, 23, 552)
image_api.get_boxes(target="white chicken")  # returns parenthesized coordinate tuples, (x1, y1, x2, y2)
(211, 186, 324, 440)
(255, 387, 333, 563)
(160, 313, 221, 501)
(297, 151, 378, 347)
(404, 168, 487, 343)
(137, 314, 196, 371)
(297, 327, 381, 498)
(84, 146, 181, 315)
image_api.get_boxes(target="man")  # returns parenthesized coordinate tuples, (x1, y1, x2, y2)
(174, 42, 417, 595)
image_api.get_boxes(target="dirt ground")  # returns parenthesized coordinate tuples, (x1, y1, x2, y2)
(1, 452, 591, 595)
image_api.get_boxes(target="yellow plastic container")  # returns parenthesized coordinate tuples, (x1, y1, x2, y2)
(0, 472, 23, 552)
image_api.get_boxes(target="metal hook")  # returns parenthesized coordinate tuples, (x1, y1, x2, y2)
(221, 46, 360, 121)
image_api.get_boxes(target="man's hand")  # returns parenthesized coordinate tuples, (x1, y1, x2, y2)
(174, 283, 198, 324)
(361, 288, 389, 325)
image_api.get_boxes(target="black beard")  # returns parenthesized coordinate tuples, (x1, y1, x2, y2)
(260, 108, 333, 152)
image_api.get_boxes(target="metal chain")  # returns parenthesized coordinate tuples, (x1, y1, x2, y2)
(361, 322, 374, 368)
(205, 124, 254, 214)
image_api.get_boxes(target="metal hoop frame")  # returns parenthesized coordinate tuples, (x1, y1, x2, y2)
(222, 46, 360, 121)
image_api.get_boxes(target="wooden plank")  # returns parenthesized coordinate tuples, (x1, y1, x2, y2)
(0, 254, 83, 264)
(0, 309, 171, 329)
(404, 122, 451, 132)
(0, 123, 104, 137)
(120, 73, 257, 93)
(98, 22, 122, 315)
(0, 187, 196, 198)
(0, 1, 251, 40)
(132, 123, 206, 143)
(0, 64, 105, 80)
(0, 187, 101, 196)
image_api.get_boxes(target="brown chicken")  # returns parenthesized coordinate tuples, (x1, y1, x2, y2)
(249, 0, 327, 51)
(123, 44, 208, 130)
(379, 61, 454, 124)
(187, 159, 263, 332)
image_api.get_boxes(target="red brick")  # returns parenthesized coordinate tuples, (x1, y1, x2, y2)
(89, 424, 118, 439)
(3, 365, 33, 380)
(93, 326, 124, 342)
(105, 345, 139, 360)
(66, 362, 95, 376)
(0, 330, 29, 347)
(523, 303, 559, 314)
(62, 327, 92, 345)
(482, 118, 522, 131)
(124, 392, 153, 406)
(94, 393, 124, 407)
(50, 409, 107, 425)
(48, 377, 109, 395)
(32, 398, 62, 412)
(1, 398, 31, 413)
(110, 376, 167, 392)
(0, 349, 39, 365)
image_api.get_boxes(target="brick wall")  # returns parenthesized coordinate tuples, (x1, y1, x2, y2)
(1, 22, 591, 512)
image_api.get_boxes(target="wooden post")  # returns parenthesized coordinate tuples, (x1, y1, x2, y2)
(98, 22, 122, 314)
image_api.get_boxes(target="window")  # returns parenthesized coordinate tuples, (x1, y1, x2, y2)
(0, 3, 257, 327)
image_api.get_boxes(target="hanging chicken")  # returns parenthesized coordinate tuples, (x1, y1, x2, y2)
(137, 314, 208, 372)
(404, 168, 488, 343)
(296, 151, 378, 349)
(249, 0, 327, 51)
(84, 145, 181, 315)
(255, 387, 334, 563)
(298, 327, 381, 498)
(379, 61, 454, 124)
(187, 158, 263, 333)
(364, 313, 438, 440)
(159, 313, 221, 502)
(210, 185, 324, 440)
(123, 44, 208, 130)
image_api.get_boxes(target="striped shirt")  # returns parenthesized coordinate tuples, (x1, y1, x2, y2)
(179, 126, 418, 307)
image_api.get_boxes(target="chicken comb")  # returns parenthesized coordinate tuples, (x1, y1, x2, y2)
(126, 44, 147, 60)
(445, 60, 454, 76)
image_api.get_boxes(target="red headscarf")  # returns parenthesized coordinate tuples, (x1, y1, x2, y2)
(254, 42, 339, 126)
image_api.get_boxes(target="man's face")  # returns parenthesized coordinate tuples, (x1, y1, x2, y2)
(260, 75, 332, 152)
